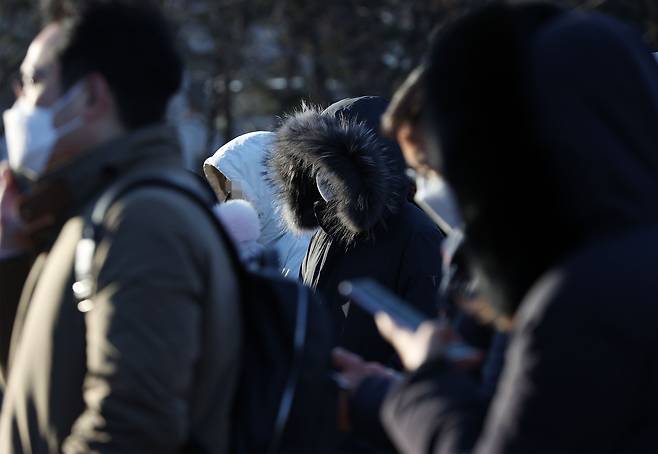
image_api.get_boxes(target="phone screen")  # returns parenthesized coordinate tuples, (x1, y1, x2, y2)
(338, 278, 428, 330)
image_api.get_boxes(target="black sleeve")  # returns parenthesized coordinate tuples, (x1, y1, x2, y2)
(382, 359, 489, 454)
(349, 375, 397, 452)
(472, 290, 647, 453)
(478, 333, 508, 397)
(383, 289, 646, 454)
(398, 227, 444, 317)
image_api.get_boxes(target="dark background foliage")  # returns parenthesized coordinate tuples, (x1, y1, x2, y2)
(1, 0, 656, 169)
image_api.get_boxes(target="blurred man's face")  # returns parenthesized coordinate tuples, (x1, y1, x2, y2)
(15, 23, 88, 171)
(19, 24, 85, 133)
(18, 24, 63, 108)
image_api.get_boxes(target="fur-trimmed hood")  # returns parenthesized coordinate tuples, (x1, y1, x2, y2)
(268, 98, 408, 245)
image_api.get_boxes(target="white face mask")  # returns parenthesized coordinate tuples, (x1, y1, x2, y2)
(2, 83, 84, 180)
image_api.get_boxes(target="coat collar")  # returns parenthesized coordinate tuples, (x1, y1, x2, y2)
(17, 124, 181, 250)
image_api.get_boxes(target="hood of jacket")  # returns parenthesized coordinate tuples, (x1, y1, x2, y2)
(425, 3, 658, 314)
(204, 131, 289, 249)
(268, 97, 408, 245)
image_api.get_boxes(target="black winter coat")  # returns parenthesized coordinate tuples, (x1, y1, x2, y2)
(268, 97, 444, 365)
(384, 231, 658, 453)
(304, 202, 444, 364)
(382, 6, 658, 453)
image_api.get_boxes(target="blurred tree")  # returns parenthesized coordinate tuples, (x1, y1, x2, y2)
(0, 0, 657, 168)
(566, 0, 658, 45)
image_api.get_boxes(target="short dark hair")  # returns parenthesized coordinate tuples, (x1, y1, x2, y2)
(46, 0, 183, 129)
(381, 65, 426, 138)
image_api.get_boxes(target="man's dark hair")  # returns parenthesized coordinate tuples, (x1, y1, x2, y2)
(381, 65, 426, 138)
(45, 0, 183, 129)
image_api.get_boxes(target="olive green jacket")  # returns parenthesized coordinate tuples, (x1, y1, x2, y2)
(0, 125, 241, 453)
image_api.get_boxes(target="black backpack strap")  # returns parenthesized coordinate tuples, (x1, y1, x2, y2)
(72, 170, 309, 452)
(269, 283, 308, 453)
(73, 170, 246, 311)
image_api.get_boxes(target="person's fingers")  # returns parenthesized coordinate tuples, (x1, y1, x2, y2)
(363, 362, 393, 376)
(331, 347, 364, 370)
(377, 314, 450, 371)
(375, 312, 423, 369)
(375, 311, 403, 343)
(22, 214, 54, 234)
(1, 167, 15, 215)
(1, 166, 18, 203)
(1, 164, 17, 187)
(417, 320, 441, 343)
(364, 362, 383, 374)
(336, 388, 351, 432)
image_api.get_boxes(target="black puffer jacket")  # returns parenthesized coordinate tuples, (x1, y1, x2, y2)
(268, 97, 444, 365)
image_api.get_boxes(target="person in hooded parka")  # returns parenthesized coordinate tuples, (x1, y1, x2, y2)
(204, 131, 311, 279)
(377, 3, 658, 453)
(268, 96, 444, 365)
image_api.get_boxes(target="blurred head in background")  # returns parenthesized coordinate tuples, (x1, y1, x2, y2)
(382, 65, 434, 175)
(3, 0, 182, 182)
(383, 65, 462, 229)
(422, 1, 658, 315)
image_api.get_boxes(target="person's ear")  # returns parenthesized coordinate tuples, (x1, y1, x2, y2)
(82, 73, 114, 123)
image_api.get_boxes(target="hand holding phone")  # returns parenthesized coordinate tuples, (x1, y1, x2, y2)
(338, 278, 429, 330)
(338, 278, 483, 370)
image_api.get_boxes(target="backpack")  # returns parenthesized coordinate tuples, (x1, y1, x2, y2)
(72, 170, 337, 453)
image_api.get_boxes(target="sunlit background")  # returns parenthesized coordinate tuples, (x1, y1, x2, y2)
(1, 0, 656, 170)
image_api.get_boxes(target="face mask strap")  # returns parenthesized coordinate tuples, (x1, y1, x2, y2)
(52, 80, 86, 114)
(55, 115, 84, 139)
(50, 80, 86, 139)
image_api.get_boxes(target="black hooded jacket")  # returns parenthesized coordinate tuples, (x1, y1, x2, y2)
(268, 97, 444, 365)
(382, 4, 658, 453)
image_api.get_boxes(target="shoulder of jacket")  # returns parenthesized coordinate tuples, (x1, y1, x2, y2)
(395, 202, 443, 237)
(99, 178, 217, 240)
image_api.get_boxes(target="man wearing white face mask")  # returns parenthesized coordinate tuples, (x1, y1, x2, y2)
(0, 1, 241, 453)
(3, 81, 85, 181)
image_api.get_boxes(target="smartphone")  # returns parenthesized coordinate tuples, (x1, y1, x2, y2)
(338, 278, 429, 331)
(338, 278, 483, 366)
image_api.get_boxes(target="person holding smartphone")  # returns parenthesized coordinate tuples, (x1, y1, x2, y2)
(376, 2, 658, 453)
(267, 96, 445, 368)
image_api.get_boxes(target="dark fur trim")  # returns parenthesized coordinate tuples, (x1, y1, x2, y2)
(267, 106, 406, 244)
